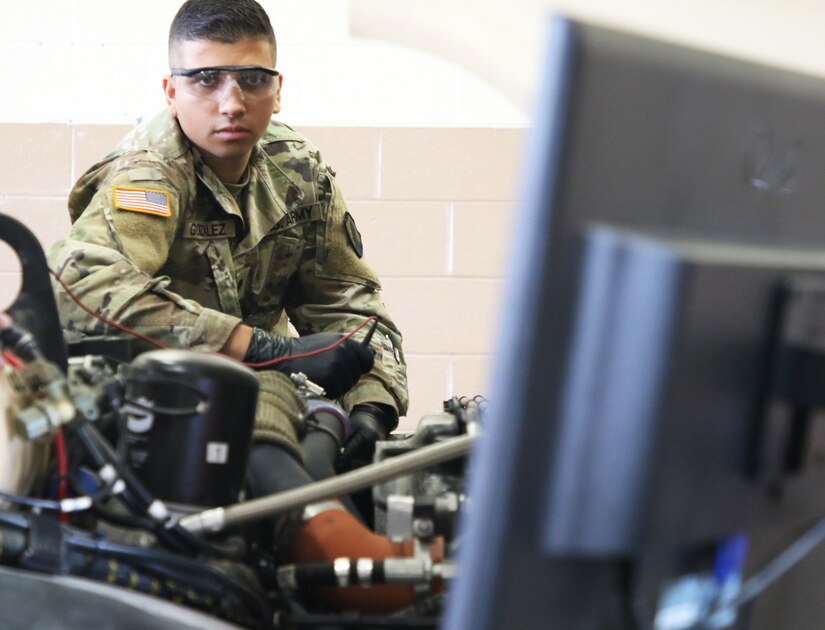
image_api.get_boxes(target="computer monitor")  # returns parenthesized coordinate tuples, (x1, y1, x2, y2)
(444, 16, 825, 630)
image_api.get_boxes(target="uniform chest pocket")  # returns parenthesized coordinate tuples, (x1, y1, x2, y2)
(166, 237, 209, 265)
(243, 234, 304, 313)
(156, 238, 232, 313)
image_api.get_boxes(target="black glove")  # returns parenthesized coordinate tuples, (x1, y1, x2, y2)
(243, 328, 374, 399)
(340, 403, 398, 469)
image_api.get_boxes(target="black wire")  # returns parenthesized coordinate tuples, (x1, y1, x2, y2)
(165, 519, 246, 560)
(0, 470, 118, 516)
(0, 491, 61, 511)
(76, 422, 183, 547)
(89, 500, 156, 531)
(73, 423, 186, 550)
(67, 469, 118, 506)
(0, 510, 31, 530)
(76, 423, 154, 511)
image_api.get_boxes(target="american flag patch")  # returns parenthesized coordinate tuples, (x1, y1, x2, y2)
(113, 187, 172, 217)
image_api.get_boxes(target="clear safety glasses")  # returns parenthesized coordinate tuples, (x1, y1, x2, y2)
(170, 65, 280, 103)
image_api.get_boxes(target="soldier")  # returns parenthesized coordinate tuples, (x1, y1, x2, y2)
(48, 0, 422, 613)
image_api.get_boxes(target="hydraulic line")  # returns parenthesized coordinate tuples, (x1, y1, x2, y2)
(181, 433, 475, 534)
(0, 490, 92, 514)
(277, 557, 456, 590)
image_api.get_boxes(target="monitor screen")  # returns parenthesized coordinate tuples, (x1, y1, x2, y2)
(444, 16, 825, 630)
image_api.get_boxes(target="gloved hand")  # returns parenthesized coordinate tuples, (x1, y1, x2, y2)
(340, 403, 397, 469)
(243, 328, 374, 399)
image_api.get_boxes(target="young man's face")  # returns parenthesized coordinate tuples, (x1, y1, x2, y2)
(164, 37, 282, 182)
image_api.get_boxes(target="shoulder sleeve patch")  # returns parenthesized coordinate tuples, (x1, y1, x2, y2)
(113, 186, 172, 217)
(343, 211, 364, 258)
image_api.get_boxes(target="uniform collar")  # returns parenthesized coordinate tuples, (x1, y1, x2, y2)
(191, 133, 306, 255)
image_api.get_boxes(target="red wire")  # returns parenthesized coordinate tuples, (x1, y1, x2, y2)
(1, 311, 67, 522)
(53, 427, 69, 522)
(49, 269, 167, 350)
(2, 350, 24, 369)
(244, 316, 377, 368)
(48, 267, 377, 368)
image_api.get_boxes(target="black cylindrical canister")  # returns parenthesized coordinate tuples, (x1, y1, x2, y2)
(120, 349, 259, 506)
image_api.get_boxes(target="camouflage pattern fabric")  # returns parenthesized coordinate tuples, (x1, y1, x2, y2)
(49, 111, 409, 430)
(253, 370, 304, 459)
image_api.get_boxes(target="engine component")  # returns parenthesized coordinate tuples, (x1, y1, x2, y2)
(0, 274, 473, 628)
(179, 433, 474, 534)
(372, 397, 482, 544)
(0, 511, 270, 628)
(276, 556, 455, 590)
(121, 349, 258, 506)
(0, 368, 49, 500)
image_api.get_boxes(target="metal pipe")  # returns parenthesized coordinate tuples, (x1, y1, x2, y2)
(180, 433, 475, 533)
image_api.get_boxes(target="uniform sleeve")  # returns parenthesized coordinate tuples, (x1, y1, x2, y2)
(48, 162, 240, 352)
(285, 169, 409, 418)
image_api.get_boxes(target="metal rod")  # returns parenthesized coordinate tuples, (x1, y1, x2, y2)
(180, 434, 475, 533)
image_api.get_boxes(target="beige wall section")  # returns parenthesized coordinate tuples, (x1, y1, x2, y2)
(0, 123, 524, 430)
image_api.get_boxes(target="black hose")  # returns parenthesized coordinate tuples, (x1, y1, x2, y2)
(298, 410, 362, 516)
(0, 323, 45, 362)
(65, 534, 271, 627)
(75, 553, 240, 615)
(88, 501, 156, 531)
(75, 423, 155, 513)
(248, 442, 314, 497)
(301, 413, 346, 483)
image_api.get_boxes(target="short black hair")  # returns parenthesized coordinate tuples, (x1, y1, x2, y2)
(169, 0, 277, 65)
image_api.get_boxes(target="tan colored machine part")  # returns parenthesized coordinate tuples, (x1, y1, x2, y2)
(0, 368, 49, 500)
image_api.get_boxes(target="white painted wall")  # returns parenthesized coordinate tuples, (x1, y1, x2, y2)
(6, 1, 825, 126)
(352, 0, 825, 116)
(0, 0, 527, 127)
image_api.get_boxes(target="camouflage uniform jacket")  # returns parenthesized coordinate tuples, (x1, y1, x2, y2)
(48, 110, 408, 417)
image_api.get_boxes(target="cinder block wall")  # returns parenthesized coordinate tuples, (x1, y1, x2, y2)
(0, 123, 524, 429)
